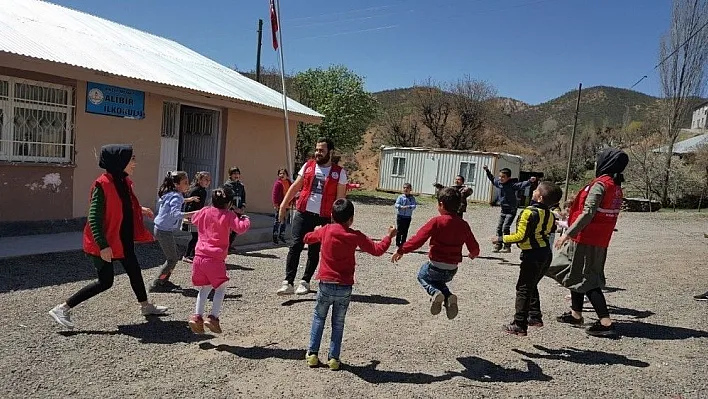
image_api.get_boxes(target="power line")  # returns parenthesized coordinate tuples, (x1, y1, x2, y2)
(292, 25, 400, 41)
(630, 17, 708, 89)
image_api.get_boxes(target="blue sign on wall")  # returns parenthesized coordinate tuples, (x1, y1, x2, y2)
(86, 82, 145, 119)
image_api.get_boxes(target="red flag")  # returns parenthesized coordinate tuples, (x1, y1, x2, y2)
(270, 0, 279, 50)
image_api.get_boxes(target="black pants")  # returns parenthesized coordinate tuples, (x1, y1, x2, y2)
(285, 210, 329, 285)
(66, 249, 148, 308)
(514, 248, 552, 328)
(396, 216, 412, 247)
(570, 288, 610, 319)
(185, 232, 198, 258)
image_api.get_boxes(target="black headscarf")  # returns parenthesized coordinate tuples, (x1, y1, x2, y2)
(595, 148, 629, 185)
(99, 144, 133, 177)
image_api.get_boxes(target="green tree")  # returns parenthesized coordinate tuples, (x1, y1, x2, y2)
(293, 65, 378, 164)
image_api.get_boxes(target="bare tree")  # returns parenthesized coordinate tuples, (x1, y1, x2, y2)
(379, 105, 422, 147)
(658, 0, 708, 203)
(447, 76, 497, 150)
(413, 78, 451, 148)
(620, 122, 665, 200)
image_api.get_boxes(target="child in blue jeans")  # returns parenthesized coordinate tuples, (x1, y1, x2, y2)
(303, 199, 396, 370)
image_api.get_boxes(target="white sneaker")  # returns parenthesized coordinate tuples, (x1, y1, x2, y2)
(277, 281, 295, 296)
(141, 303, 169, 316)
(49, 305, 74, 329)
(295, 280, 310, 295)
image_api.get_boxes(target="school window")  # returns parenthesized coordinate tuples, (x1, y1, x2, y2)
(392, 156, 406, 176)
(0, 75, 74, 163)
(459, 161, 476, 184)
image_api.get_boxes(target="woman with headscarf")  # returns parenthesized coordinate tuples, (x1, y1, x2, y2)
(49, 144, 168, 329)
(546, 148, 629, 337)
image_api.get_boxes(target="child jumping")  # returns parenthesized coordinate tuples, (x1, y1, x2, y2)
(303, 198, 395, 370)
(483, 165, 536, 253)
(188, 188, 251, 334)
(150, 171, 199, 292)
(183, 171, 211, 263)
(391, 187, 480, 319)
(394, 182, 417, 247)
(493, 181, 562, 336)
(49, 144, 167, 329)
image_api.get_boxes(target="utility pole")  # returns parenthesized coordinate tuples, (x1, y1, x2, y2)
(563, 83, 582, 203)
(256, 19, 263, 82)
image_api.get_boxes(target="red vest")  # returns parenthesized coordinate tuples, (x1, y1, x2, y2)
(296, 160, 342, 219)
(83, 174, 154, 258)
(568, 175, 623, 248)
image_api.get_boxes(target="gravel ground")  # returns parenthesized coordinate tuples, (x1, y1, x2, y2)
(1, 201, 707, 399)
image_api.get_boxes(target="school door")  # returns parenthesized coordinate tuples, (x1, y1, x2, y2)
(158, 102, 180, 188)
(178, 105, 221, 187)
(421, 155, 439, 194)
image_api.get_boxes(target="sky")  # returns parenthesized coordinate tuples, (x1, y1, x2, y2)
(50, 0, 672, 105)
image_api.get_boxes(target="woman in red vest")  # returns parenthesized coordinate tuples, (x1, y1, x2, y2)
(275, 137, 348, 296)
(49, 144, 168, 329)
(547, 148, 629, 337)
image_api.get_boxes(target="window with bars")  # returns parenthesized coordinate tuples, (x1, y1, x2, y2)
(0, 76, 74, 163)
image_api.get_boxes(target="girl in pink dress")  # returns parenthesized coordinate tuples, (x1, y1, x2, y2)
(188, 188, 250, 334)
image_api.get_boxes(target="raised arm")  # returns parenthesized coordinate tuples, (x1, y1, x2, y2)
(484, 167, 502, 188)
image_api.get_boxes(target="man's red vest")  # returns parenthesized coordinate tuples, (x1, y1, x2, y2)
(83, 173, 154, 258)
(567, 174, 623, 248)
(296, 160, 343, 219)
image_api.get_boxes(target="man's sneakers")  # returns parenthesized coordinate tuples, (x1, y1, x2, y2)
(48, 304, 74, 329)
(295, 280, 310, 295)
(693, 291, 708, 301)
(585, 321, 617, 337)
(527, 317, 544, 327)
(276, 281, 295, 296)
(504, 322, 528, 336)
(430, 292, 445, 315)
(556, 311, 584, 325)
(141, 302, 169, 316)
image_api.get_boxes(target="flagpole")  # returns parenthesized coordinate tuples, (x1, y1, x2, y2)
(275, 0, 293, 177)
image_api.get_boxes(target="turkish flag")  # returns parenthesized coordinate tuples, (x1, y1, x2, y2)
(270, 0, 279, 50)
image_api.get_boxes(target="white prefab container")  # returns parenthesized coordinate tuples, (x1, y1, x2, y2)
(378, 146, 524, 203)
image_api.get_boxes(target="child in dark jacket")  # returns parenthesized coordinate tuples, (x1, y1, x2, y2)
(484, 165, 537, 253)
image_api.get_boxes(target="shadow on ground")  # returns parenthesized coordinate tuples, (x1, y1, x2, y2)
(281, 293, 410, 307)
(512, 345, 650, 367)
(59, 317, 213, 344)
(199, 342, 305, 360)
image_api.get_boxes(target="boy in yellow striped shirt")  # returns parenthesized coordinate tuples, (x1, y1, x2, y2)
(493, 181, 563, 336)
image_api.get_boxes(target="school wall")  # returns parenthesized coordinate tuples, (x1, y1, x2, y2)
(378, 148, 499, 202)
(223, 109, 297, 214)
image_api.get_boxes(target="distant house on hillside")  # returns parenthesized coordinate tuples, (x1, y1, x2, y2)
(377, 146, 524, 203)
(692, 101, 708, 130)
(653, 133, 708, 159)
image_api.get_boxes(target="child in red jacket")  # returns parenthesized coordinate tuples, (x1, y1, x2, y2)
(303, 198, 396, 370)
(392, 187, 480, 320)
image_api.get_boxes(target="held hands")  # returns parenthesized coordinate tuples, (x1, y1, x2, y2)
(387, 226, 397, 238)
(141, 207, 154, 219)
(99, 247, 113, 262)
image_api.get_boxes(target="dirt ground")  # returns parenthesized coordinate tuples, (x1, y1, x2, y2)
(1, 201, 707, 399)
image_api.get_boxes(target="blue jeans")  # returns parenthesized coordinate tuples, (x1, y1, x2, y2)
(308, 283, 352, 361)
(417, 262, 458, 298)
(496, 211, 517, 247)
(272, 208, 289, 237)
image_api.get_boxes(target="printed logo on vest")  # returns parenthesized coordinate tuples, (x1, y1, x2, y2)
(306, 166, 313, 174)
(331, 171, 339, 180)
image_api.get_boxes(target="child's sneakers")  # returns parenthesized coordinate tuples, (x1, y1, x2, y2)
(204, 315, 222, 334)
(430, 292, 445, 315)
(504, 322, 528, 336)
(189, 314, 205, 334)
(492, 244, 502, 253)
(306, 352, 319, 368)
(327, 358, 341, 371)
(499, 246, 512, 253)
(445, 294, 459, 320)
(585, 321, 617, 337)
(48, 304, 74, 329)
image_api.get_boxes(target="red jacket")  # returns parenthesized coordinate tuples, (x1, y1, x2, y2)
(568, 175, 623, 248)
(397, 214, 480, 264)
(296, 160, 342, 218)
(83, 174, 153, 258)
(304, 223, 391, 285)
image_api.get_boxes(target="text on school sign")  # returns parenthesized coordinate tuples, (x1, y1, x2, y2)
(86, 82, 145, 119)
